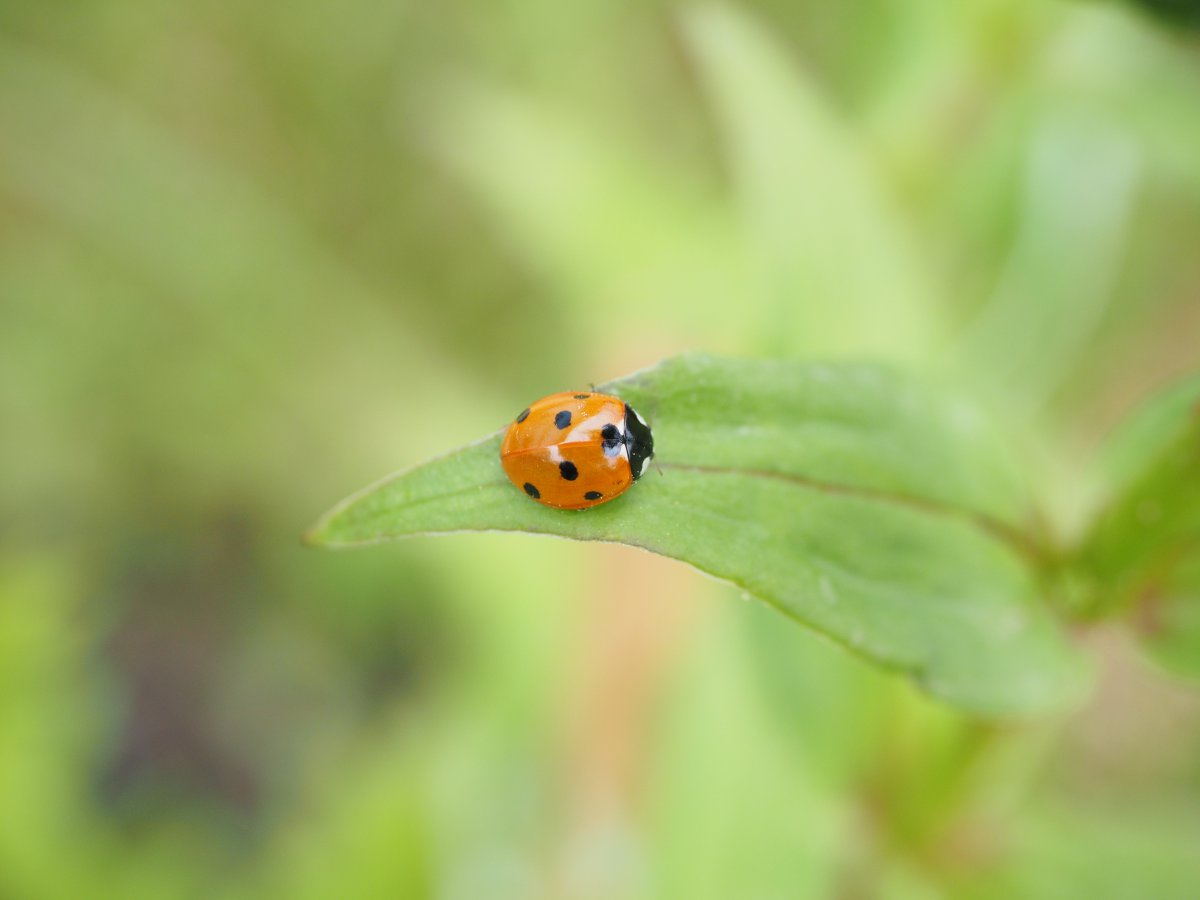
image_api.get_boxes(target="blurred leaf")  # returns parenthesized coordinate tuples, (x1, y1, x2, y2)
(1129, 0, 1200, 29)
(309, 353, 1084, 716)
(683, 4, 940, 359)
(1138, 556, 1200, 678)
(954, 113, 1141, 416)
(1048, 6, 1200, 196)
(0, 40, 474, 487)
(648, 605, 843, 900)
(958, 802, 1200, 900)
(424, 80, 753, 346)
(0, 557, 221, 900)
(235, 733, 431, 900)
(1080, 372, 1200, 670)
(739, 599, 891, 789)
(0, 559, 98, 899)
(1081, 372, 1200, 606)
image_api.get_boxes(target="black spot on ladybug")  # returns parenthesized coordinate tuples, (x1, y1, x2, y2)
(516, 408, 530, 423)
(554, 410, 572, 429)
(523, 483, 540, 499)
(584, 491, 602, 500)
(600, 423, 622, 457)
(574, 393, 590, 399)
(559, 461, 579, 481)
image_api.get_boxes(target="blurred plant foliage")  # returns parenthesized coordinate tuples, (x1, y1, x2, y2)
(3, 0, 1200, 898)
(1133, 0, 1200, 28)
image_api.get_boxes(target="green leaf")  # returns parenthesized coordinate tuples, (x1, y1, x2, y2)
(1130, 0, 1200, 30)
(1137, 556, 1200, 679)
(1080, 372, 1200, 671)
(308, 354, 1084, 716)
(682, 4, 940, 359)
(959, 802, 1200, 900)
(1082, 373, 1200, 600)
(953, 114, 1141, 417)
(424, 81, 750, 342)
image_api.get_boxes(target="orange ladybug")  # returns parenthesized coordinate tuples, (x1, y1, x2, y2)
(500, 391, 654, 510)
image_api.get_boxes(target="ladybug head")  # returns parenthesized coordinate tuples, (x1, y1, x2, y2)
(623, 404, 654, 481)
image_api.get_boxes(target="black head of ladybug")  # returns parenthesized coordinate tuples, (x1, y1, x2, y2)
(623, 404, 654, 480)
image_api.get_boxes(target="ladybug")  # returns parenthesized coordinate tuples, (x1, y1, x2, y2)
(500, 391, 654, 509)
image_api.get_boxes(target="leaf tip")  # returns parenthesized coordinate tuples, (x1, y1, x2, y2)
(302, 514, 336, 548)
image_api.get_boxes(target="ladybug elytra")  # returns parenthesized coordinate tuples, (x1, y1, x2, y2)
(500, 391, 654, 509)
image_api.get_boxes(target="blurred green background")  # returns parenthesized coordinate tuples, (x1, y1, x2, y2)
(3, 1, 1200, 897)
